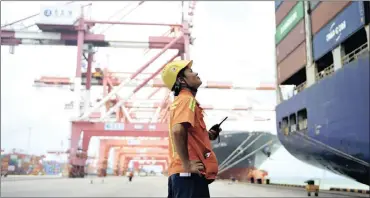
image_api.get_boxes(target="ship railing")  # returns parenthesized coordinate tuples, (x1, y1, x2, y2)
(295, 82, 307, 93)
(342, 42, 368, 65)
(292, 42, 368, 95)
(291, 63, 335, 95)
(316, 64, 334, 81)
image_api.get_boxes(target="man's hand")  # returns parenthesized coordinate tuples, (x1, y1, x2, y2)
(209, 124, 222, 133)
(208, 124, 223, 141)
(208, 130, 219, 140)
(183, 160, 205, 174)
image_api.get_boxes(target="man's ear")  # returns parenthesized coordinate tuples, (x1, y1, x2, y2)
(178, 77, 186, 84)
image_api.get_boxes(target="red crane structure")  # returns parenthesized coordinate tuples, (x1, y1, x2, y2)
(113, 148, 169, 176)
(114, 152, 169, 176)
(46, 150, 96, 160)
(99, 147, 168, 177)
(97, 139, 168, 176)
(1, 2, 275, 178)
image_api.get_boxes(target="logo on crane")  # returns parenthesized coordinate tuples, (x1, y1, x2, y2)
(104, 122, 124, 131)
(42, 7, 75, 19)
(44, 9, 52, 17)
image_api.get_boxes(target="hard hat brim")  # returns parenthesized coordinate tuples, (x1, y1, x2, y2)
(186, 60, 193, 68)
(177, 60, 193, 73)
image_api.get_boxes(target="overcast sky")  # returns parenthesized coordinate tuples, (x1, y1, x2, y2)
(0, 1, 364, 184)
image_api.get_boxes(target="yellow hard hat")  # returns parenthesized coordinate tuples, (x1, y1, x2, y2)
(161, 60, 193, 90)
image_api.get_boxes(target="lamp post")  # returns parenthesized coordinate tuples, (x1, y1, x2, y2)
(27, 127, 32, 154)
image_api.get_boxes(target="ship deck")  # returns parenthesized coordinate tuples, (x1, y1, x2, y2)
(1, 176, 367, 197)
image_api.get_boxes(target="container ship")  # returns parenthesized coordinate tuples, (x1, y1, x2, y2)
(211, 131, 281, 182)
(274, 1, 369, 185)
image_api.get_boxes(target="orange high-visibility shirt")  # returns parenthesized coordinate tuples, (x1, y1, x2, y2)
(168, 89, 218, 179)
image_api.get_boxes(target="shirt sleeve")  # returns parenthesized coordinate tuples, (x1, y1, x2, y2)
(170, 96, 196, 128)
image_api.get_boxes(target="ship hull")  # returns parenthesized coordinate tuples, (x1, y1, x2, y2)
(212, 131, 281, 181)
(276, 54, 370, 185)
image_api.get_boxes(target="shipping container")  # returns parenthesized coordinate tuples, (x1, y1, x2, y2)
(275, 1, 304, 45)
(9, 158, 17, 166)
(311, 1, 351, 35)
(309, 1, 321, 11)
(276, 19, 305, 64)
(43, 161, 63, 175)
(23, 157, 30, 163)
(275, 0, 283, 11)
(275, 1, 298, 26)
(312, 2, 366, 61)
(277, 41, 307, 84)
(1, 157, 9, 173)
(10, 155, 18, 160)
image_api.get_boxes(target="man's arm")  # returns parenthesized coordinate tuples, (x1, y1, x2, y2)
(170, 97, 196, 170)
(172, 123, 191, 169)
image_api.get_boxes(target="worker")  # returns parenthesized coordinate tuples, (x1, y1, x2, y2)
(229, 175, 236, 184)
(161, 60, 222, 198)
(128, 171, 134, 182)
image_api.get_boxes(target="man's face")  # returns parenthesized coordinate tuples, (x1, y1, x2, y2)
(183, 67, 202, 89)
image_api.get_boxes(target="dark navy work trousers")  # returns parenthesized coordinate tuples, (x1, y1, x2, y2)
(168, 173, 210, 198)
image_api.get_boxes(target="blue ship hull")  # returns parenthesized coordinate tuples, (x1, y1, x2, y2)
(276, 53, 370, 185)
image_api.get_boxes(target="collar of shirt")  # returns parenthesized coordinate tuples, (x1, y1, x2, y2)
(179, 89, 199, 104)
(178, 89, 206, 114)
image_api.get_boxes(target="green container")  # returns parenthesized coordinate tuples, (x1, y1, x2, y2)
(275, 1, 304, 45)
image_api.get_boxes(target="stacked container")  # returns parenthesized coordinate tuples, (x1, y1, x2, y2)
(275, 1, 367, 86)
(275, 1, 306, 85)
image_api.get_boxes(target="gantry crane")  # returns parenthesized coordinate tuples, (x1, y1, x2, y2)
(96, 138, 168, 176)
(1, 1, 275, 178)
(1, 1, 197, 178)
(46, 150, 95, 160)
(114, 149, 169, 176)
(33, 72, 275, 123)
(113, 148, 169, 176)
(46, 150, 96, 176)
(98, 147, 168, 177)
